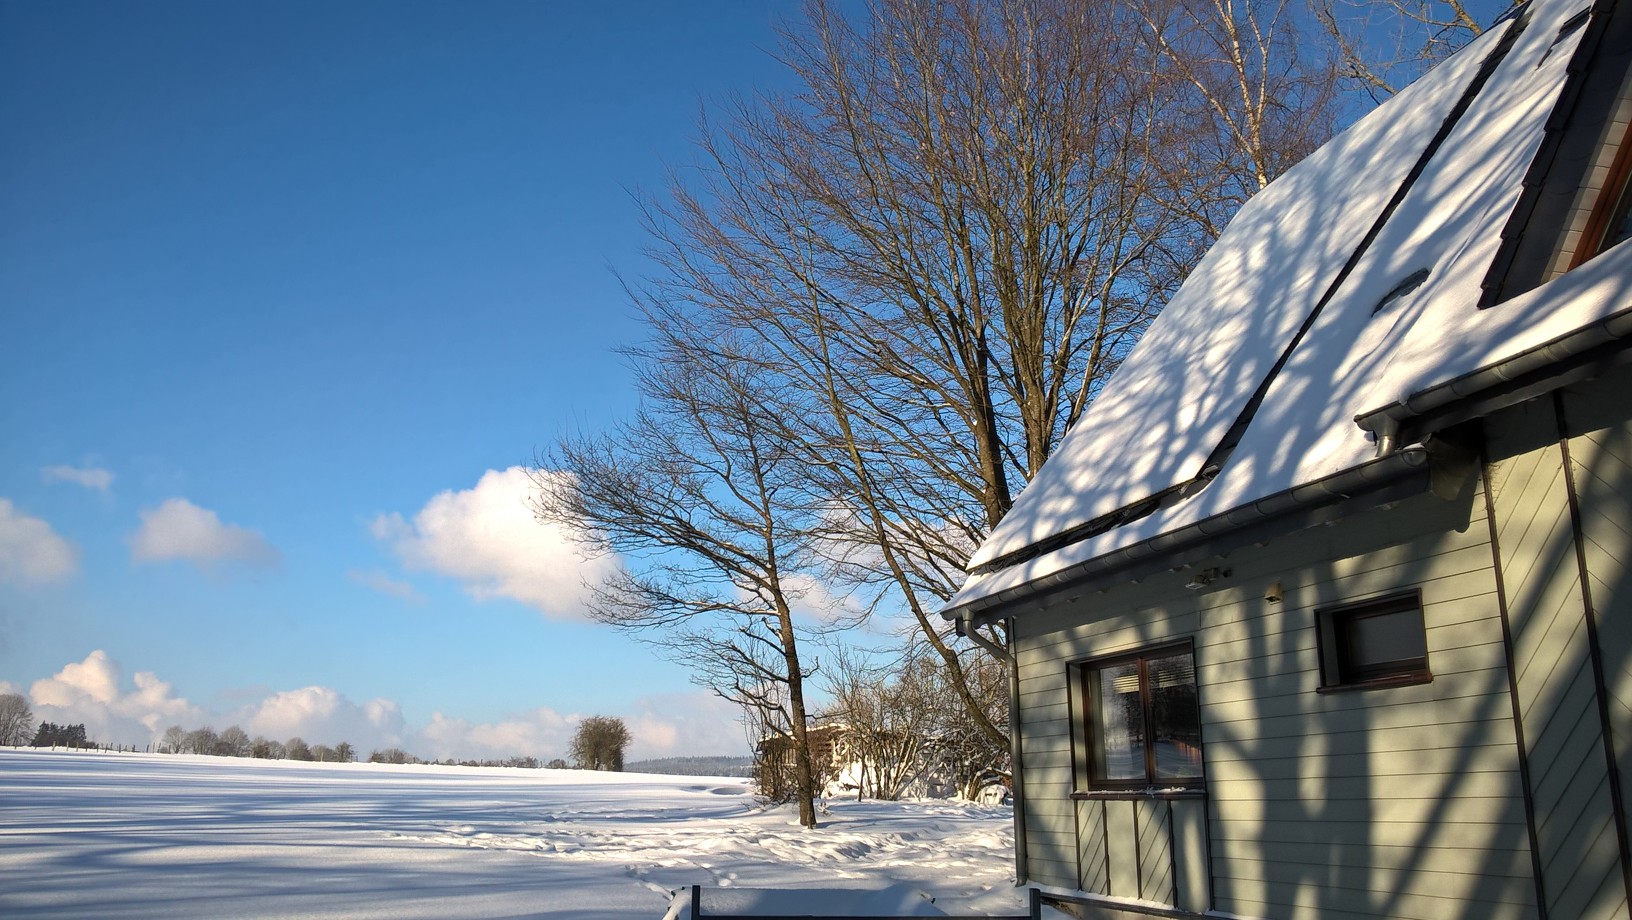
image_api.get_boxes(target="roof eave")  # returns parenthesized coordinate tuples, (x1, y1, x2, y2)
(1356, 304, 1632, 446)
(945, 447, 1432, 628)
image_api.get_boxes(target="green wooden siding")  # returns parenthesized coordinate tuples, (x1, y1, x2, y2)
(1487, 397, 1630, 920)
(1012, 478, 1534, 918)
(1005, 370, 1632, 919)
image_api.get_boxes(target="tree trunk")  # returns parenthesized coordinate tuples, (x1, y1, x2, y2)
(779, 604, 818, 828)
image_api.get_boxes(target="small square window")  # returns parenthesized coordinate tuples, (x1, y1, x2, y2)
(1316, 592, 1431, 691)
(1079, 644, 1204, 789)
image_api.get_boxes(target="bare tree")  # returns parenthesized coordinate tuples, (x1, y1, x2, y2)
(534, 336, 832, 826)
(183, 726, 218, 756)
(568, 716, 633, 772)
(1313, 0, 1500, 102)
(160, 724, 186, 754)
(1128, 0, 1339, 216)
(369, 747, 418, 765)
(823, 642, 1009, 801)
(218, 725, 251, 757)
(0, 693, 33, 747)
(285, 736, 312, 761)
(618, 0, 1337, 789)
(910, 643, 1011, 801)
(824, 647, 929, 801)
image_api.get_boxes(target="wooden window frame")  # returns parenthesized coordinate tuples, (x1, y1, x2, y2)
(1571, 116, 1632, 269)
(1072, 640, 1205, 794)
(1315, 590, 1433, 693)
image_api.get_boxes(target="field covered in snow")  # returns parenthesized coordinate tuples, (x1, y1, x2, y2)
(0, 749, 1020, 919)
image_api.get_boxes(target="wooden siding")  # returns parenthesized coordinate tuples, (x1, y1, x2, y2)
(1487, 397, 1631, 920)
(1012, 481, 1535, 919)
(1565, 376, 1632, 908)
(1067, 797, 1208, 911)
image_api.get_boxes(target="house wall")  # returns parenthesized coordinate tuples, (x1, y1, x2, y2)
(1484, 390, 1631, 920)
(1014, 480, 1538, 919)
(1564, 373, 1632, 889)
(1010, 368, 1632, 920)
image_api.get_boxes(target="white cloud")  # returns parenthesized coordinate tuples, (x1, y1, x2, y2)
(372, 467, 614, 620)
(15, 654, 747, 763)
(130, 498, 279, 569)
(414, 708, 576, 762)
(29, 651, 203, 742)
(782, 574, 870, 627)
(41, 464, 114, 492)
(347, 568, 425, 604)
(0, 498, 79, 584)
(236, 686, 406, 748)
(625, 692, 747, 760)
(408, 696, 745, 763)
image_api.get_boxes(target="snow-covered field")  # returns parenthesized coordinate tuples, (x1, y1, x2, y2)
(0, 749, 1021, 919)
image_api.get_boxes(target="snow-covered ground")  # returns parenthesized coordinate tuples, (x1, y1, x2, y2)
(0, 749, 1022, 919)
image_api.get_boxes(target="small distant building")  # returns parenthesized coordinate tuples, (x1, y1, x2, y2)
(943, 0, 1632, 917)
(752, 722, 847, 801)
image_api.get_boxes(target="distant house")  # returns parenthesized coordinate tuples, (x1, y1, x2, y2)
(941, 0, 1632, 917)
(753, 722, 847, 801)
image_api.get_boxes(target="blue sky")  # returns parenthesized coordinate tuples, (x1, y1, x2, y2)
(0, 1, 798, 760)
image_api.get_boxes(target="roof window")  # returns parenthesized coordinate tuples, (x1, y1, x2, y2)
(1372, 268, 1431, 315)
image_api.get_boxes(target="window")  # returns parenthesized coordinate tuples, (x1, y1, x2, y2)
(1574, 117, 1632, 266)
(1479, 5, 1632, 302)
(1080, 645, 1204, 789)
(1316, 591, 1431, 690)
(1371, 268, 1431, 315)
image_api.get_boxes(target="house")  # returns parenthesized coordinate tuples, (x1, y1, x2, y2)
(939, 0, 1632, 917)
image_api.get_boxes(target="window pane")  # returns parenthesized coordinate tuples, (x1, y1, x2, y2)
(1147, 651, 1203, 781)
(1602, 182, 1632, 251)
(1342, 608, 1426, 670)
(1094, 661, 1145, 782)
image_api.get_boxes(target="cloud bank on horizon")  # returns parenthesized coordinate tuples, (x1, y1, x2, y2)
(0, 467, 740, 761)
(7, 650, 742, 761)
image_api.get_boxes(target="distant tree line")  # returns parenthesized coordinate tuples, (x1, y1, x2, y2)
(1, 696, 636, 773)
(361, 717, 632, 772)
(31, 721, 92, 749)
(624, 756, 753, 778)
(366, 747, 562, 769)
(158, 724, 357, 762)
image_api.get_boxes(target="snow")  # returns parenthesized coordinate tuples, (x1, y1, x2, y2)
(0, 749, 1022, 920)
(1369, 235, 1632, 406)
(950, 0, 1615, 613)
(964, 19, 1512, 571)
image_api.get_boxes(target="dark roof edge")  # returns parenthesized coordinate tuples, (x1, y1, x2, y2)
(945, 447, 1431, 626)
(1356, 304, 1632, 443)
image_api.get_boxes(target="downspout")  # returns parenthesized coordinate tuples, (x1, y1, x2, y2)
(960, 613, 1029, 886)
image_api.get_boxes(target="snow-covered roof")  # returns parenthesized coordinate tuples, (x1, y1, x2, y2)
(948, 0, 1629, 618)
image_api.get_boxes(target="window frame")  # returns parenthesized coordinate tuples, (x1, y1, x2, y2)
(1072, 640, 1206, 795)
(1315, 590, 1433, 693)
(1572, 116, 1632, 268)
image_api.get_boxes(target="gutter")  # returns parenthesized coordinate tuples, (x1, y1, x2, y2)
(956, 614, 1029, 886)
(1357, 305, 1632, 447)
(949, 446, 1431, 627)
